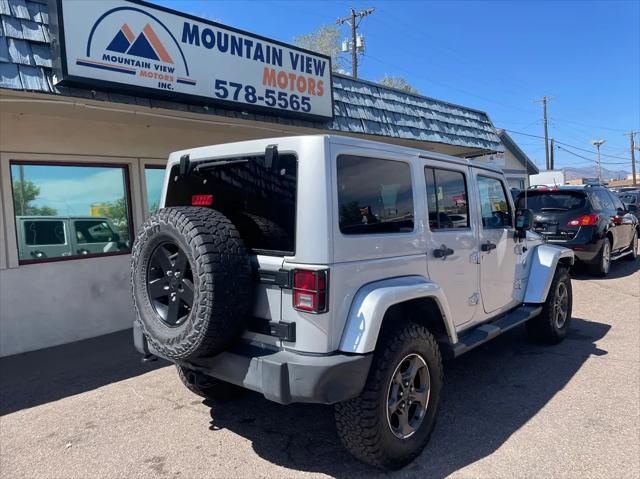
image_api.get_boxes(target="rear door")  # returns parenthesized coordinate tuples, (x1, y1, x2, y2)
(608, 191, 634, 248)
(422, 161, 479, 328)
(594, 189, 625, 251)
(516, 189, 590, 241)
(474, 171, 519, 314)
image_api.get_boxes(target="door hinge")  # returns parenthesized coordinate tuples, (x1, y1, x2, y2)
(469, 293, 480, 306)
(514, 279, 524, 290)
(469, 251, 480, 264)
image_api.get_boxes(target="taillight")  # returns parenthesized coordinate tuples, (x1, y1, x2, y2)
(567, 214, 599, 226)
(191, 194, 213, 206)
(293, 269, 328, 313)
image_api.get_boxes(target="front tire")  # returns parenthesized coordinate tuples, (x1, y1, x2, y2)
(526, 265, 572, 344)
(334, 323, 443, 470)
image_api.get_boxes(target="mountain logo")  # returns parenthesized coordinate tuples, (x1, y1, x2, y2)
(77, 6, 196, 88)
(106, 23, 174, 64)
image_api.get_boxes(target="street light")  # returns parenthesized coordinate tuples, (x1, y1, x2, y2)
(591, 139, 605, 184)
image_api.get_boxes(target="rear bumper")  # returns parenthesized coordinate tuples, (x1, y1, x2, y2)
(133, 321, 372, 405)
(547, 227, 603, 264)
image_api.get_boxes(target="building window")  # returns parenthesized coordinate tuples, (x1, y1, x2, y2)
(144, 166, 166, 215)
(337, 155, 414, 235)
(424, 167, 469, 229)
(10, 162, 132, 263)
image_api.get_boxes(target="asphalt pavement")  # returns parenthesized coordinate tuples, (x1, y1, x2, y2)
(1, 259, 638, 478)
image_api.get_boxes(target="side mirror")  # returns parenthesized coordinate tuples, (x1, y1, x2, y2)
(515, 208, 533, 238)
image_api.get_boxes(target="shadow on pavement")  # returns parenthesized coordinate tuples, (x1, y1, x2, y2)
(205, 317, 610, 478)
(571, 256, 639, 280)
(0, 329, 168, 416)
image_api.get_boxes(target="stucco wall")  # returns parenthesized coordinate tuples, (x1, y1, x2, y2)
(0, 255, 133, 356)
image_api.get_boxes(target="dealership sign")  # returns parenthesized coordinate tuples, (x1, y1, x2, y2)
(50, 0, 333, 120)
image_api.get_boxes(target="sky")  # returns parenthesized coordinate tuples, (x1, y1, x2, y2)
(156, 0, 640, 174)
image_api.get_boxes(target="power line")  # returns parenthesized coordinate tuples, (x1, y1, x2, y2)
(556, 145, 629, 166)
(504, 129, 632, 161)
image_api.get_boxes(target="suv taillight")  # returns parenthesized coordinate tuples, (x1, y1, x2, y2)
(567, 214, 599, 226)
(293, 269, 328, 313)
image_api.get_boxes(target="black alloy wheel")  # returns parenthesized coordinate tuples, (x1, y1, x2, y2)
(146, 241, 195, 327)
(386, 354, 431, 439)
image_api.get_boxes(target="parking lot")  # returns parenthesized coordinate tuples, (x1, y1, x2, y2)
(1, 260, 638, 479)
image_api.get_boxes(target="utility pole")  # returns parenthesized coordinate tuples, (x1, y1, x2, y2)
(336, 7, 374, 79)
(624, 131, 637, 186)
(534, 96, 553, 170)
(591, 139, 605, 184)
(550, 138, 555, 170)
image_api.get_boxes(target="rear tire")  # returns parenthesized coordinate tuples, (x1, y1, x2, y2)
(625, 230, 638, 261)
(589, 237, 612, 277)
(334, 323, 443, 470)
(175, 365, 244, 400)
(526, 265, 572, 344)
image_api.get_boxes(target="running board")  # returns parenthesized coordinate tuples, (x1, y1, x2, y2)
(611, 248, 633, 261)
(442, 305, 543, 359)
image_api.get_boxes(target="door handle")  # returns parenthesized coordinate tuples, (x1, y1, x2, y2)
(433, 245, 454, 259)
(481, 241, 496, 252)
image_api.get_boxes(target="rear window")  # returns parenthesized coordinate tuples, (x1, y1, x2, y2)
(516, 192, 587, 211)
(619, 193, 638, 204)
(166, 154, 297, 254)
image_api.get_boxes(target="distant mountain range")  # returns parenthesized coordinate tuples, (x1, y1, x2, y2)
(563, 166, 629, 181)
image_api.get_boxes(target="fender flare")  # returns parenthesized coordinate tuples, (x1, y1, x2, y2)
(338, 276, 455, 354)
(523, 244, 574, 304)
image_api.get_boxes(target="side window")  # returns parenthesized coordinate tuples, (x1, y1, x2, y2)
(74, 220, 119, 243)
(337, 155, 414, 235)
(10, 162, 132, 262)
(595, 190, 615, 210)
(608, 191, 625, 211)
(23, 220, 66, 245)
(477, 176, 513, 229)
(425, 167, 469, 229)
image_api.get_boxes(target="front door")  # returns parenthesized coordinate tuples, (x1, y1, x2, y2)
(474, 171, 519, 314)
(423, 162, 479, 328)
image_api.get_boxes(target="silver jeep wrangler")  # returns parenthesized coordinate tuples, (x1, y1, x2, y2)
(131, 135, 574, 469)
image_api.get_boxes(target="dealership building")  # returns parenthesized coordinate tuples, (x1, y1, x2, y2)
(0, 0, 516, 356)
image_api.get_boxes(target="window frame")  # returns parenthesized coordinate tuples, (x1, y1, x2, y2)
(424, 166, 471, 232)
(9, 160, 135, 265)
(477, 174, 514, 230)
(336, 154, 416, 237)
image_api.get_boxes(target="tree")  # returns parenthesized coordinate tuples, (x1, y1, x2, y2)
(293, 25, 344, 72)
(378, 75, 419, 94)
(12, 179, 58, 216)
(103, 197, 129, 240)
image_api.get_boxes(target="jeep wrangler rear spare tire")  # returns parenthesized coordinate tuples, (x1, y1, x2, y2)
(131, 207, 252, 360)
